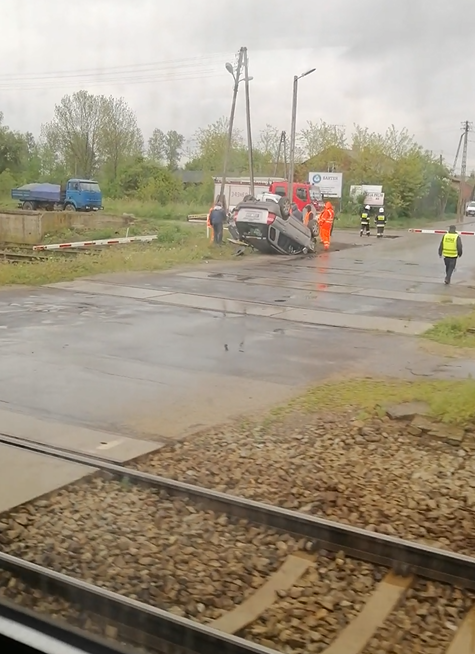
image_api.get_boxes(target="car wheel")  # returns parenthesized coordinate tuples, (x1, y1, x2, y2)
(289, 244, 304, 255)
(279, 196, 291, 220)
(243, 194, 255, 202)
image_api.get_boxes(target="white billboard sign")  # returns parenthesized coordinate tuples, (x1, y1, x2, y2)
(308, 172, 343, 198)
(350, 184, 383, 198)
(365, 192, 385, 206)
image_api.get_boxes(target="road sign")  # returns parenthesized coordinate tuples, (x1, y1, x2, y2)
(308, 172, 343, 198)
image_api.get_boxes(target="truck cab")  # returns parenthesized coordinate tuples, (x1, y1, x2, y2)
(64, 179, 102, 211)
(269, 181, 323, 212)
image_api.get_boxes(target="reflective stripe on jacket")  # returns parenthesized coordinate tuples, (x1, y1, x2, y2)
(442, 233, 458, 257)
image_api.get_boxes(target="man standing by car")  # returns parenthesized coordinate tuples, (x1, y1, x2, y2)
(438, 225, 462, 285)
(318, 201, 335, 250)
(209, 202, 226, 245)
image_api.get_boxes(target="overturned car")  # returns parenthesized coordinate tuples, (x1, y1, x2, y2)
(231, 195, 316, 255)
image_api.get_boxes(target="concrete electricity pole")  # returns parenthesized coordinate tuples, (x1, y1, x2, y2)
(220, 48, 245, 205)
(273, 131, 286, 178)
(457, 120, 472, 222)
(243, 48, 255, 197)
(287, 68, 315, 200)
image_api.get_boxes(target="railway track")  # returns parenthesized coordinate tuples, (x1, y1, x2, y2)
(0, 433, 474, 653)
(0, 249, 81, 262)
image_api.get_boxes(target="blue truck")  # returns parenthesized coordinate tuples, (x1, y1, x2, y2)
(11, 179, 103, 212)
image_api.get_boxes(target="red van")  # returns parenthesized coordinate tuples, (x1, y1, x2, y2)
(269, 181, 323, 212)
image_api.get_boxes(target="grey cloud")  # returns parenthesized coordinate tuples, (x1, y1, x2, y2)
(1, 0, 475, 167)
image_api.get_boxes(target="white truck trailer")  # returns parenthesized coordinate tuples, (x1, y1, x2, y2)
(213, 176, 286, 211)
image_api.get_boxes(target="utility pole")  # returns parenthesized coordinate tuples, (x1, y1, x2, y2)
(288, 76, 299, 196)
(457, 120, 472, 222)
(287, 68, 315, 198)
(440, 134, 463, 217)
(273, 131, 286, 178)
(220, 47, 245, 206)
(243, 48, 254, 197)
(283, 132, 288, 179)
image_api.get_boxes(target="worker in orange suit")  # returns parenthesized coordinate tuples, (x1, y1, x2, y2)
(207, 196, 221, 242)
(318, 201, 335, 250)
(206, 206, 213, 242)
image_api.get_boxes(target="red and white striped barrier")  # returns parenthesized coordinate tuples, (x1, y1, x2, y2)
(32, 235, 157, 251)
(187, 214, 208, 223)
(409, 229, 475, 235)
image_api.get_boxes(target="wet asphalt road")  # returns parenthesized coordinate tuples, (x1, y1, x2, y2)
(0, 225, 474, 441)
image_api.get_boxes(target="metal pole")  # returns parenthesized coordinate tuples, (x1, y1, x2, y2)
(273, 131, 283, 178)
(283, 131, 288, 179)
(457, 120, 471, 223)
(243, 48, 254, 197)
(219, 48, 245, 205)
(287, 76, 298, 199)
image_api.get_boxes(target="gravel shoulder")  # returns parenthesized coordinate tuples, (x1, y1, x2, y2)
(134, 410, 475, 555)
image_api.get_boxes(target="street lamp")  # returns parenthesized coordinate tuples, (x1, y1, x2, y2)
(226, 62, 253, 83)
(220, 51, 254, 202)
(288, 68, 316, 200)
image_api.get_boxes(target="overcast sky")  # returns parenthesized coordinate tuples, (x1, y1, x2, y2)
(2, 0, 475, 169)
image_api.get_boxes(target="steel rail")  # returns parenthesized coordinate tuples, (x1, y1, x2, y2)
(0, 552, 278, 654)
(1, 433, 474, 589)
(0, 595, 134, 654)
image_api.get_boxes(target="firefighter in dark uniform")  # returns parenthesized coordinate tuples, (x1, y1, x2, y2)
(360, 205, 371, 237)
(375, 207, 386, 238)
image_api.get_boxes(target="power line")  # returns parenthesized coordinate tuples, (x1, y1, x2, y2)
(0, 70, 221, 92)
(0, 53, 229, 81)
(0, 53, 233, 91)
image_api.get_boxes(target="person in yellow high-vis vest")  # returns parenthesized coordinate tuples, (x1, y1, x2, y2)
(438, 225, 462, 285)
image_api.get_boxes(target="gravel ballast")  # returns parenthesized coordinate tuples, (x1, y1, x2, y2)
(362, 581, 474, 654)
(244, 551, 384, 654)
(0, 477, 304, 623)
(135, 411, 475, 555)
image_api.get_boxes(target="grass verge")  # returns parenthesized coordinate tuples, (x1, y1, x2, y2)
(0, 196, 209, 221)
(269, 377, 475, 426)
(0, 225, 242, 286)
(102, 199, 209, 221)
(423, 312, 475, 348)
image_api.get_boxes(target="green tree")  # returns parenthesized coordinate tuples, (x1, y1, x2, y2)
(163, 130, 184, 170)
(298, 120, 347, 159)
(41, 90, 105, 178)
(148, 128, 166, 164)
(254, 124, 281, 175)
(99, 96, 143, 180)
(0, 112, 30, 176)
(114, 157, 182, 203)
(257, 124, 280, 159)
(148, 129, 184, 169)
(0, 169, 16, 197)
(41, 91, 142, 180)
(187, 117, 247, 172)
